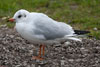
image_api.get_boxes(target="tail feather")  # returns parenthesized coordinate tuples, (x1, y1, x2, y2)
(64, 35, 81, 41)
(67, 37, 81, 41)
(74, 30, 90, 35)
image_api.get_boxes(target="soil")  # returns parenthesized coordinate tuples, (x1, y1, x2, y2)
(0, 25, 100, 67)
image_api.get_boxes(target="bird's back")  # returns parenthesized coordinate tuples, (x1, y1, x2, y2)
(30, 13, 75, 40)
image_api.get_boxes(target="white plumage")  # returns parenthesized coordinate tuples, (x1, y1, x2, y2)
(12, 9, 81, 44)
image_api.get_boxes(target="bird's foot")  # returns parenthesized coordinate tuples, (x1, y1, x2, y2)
(32, 56, 44, 60)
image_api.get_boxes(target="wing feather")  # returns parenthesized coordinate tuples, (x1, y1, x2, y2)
(32, 13, 74, 40)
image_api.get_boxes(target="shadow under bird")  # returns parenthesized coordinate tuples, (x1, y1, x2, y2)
(9, 9, 90, 60)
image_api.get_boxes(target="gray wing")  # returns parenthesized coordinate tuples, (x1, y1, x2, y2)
(33, 13, 74, 40)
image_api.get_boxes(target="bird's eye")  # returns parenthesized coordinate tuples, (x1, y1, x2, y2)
(18, 15, 22, 18)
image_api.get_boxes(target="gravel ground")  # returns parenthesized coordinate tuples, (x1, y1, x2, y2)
(0, 25, 100, 67)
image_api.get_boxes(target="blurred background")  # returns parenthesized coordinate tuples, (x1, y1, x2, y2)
(0, 0, 100, 39)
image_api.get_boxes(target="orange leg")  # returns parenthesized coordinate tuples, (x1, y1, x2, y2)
(38, 45, 42, 57)
(32, 44, 45, 60)
(42, 45, 45, 56)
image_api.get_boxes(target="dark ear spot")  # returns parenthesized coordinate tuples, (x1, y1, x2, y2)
(24, 14, 26, 17)
(18, 15, 22, 18)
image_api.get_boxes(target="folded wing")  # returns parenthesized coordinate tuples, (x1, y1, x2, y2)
(32, 13, 75, 40)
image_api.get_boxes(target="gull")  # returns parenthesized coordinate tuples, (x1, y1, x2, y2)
(9, 9, 89, 60)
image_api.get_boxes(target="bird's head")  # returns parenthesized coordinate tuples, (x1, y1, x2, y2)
(9, 9, 30, 23)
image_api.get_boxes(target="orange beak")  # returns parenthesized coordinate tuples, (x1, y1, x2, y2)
(8, 18, 15, 22)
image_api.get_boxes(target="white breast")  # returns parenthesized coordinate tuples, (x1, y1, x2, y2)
(16, 23, 34, 41)
(15, 22, 47, 44)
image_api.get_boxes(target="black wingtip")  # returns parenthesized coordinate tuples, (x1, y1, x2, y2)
(74, 30, 90, 35)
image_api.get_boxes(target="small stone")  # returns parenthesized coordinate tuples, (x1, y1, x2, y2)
(23, 61, 27, 66)
(64, 42, 71, 46)
(93, 27, 98, 31)
(15, 65, 21, 67)
(2, 17, 7, 20)
(9, 35, 14, 38)
(31, 64, 35, 67)
(54, 44, 61, 47)
(81, 47, 85, 50)
(29, 50, 33, 54)
(68, 59, 74, 62)
(61, 60, 65, 65)
(75, 59, 81, 62)
(0, 24, 7, 28)
(61, 56, 65, 59)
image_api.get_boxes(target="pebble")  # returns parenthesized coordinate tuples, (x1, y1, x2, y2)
(64, 41, 71, 46)
(93, 27, 98, 31)
(68, 59, 74, 62)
